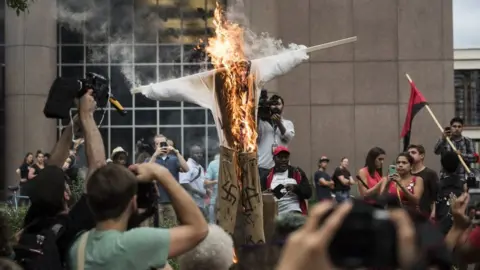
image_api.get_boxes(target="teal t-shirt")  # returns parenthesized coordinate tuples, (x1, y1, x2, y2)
(69, 227, 170, 270)
(206, 159, 220, 204)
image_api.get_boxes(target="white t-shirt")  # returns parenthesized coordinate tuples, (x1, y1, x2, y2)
(271, 170, 301, 215)
(179, 158, 206, 207)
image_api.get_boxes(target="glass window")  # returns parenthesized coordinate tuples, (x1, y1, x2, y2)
(207, 110, 215, 124)
(206, 127, 219, 164)
(184, 109, 206, 125)
(110, 0, 133, 42)
(60, 25, 83, 44)
(61, 66, 84, 78)
(111, 45, 133, 64)
(111, 128, 133, 162)
(133, 1, 158, 44)
(159, 110, 181, 125)
(158, 45, 181, 63)
(159, 127, 182, 152)
(455, 70, 480, 126)
(84, 4, 108, 44)
(111, 109, 133, 125)
(135, 45, 157, 63)
(111, 65, 133, 107)
(61, 46, 84, 64)
(94, 110, 109, 126)
(135, 110, 157, 125)
(86, 46, 108, 64)
(183, 44, 200, 63)
(134, 66, 156, 107)
(86, 66, 108, 78)
(158, 65, 181, 80)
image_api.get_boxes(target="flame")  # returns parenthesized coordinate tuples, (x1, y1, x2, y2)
(205, 2, 258, 153)
(232, 248, 238, 264)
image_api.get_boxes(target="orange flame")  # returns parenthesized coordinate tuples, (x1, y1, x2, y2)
(205, 2, 258, 153)
(233, 248, 238, 264)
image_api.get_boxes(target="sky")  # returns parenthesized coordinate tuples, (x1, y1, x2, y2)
(454, 0, 480, 48)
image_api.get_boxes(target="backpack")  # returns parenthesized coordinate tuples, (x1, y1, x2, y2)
(13, 218, 66, 270)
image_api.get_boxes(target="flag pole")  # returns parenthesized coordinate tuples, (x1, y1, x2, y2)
(405, 73, 471, 174)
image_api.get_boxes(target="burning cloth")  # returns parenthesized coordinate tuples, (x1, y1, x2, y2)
(133, 5, 308, 244)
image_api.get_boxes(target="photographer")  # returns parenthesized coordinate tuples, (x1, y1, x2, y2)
(69, 163, 208, 270)
(15, 90, 102, 269)
(257, 94, 295, 180)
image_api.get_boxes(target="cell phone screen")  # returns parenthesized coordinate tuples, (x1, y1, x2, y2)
(388, 165, 396, 176)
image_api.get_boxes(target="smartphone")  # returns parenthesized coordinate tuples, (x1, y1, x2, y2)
(468, 189, 480, 224)
(388, 165, 396, 176)
(160, 142, 168, 148)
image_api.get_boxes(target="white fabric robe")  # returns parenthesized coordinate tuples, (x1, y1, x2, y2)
(134, 47, 309, 147)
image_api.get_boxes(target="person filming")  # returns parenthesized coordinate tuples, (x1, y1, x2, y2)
(257, 93, 295, 180)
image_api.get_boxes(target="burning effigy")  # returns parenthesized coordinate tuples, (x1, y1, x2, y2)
(132, 2, 356, 246)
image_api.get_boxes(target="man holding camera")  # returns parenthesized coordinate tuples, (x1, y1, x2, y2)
(148, 134, 189, 225)
(434, 117, 476, 183)
(258, 94, 295, 180)
(69, 162, 208, 270)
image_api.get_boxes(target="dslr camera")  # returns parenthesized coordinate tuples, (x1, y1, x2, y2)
(44, 72, 126, 120)
(258, 89, 281, 121)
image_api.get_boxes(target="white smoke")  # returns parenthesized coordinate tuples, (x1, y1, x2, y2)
(225, 0, 305, 59)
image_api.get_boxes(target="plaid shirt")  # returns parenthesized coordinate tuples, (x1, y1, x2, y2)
(434, 136, 476, 181)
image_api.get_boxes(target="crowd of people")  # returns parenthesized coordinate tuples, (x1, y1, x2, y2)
(1, 89, 480, 270)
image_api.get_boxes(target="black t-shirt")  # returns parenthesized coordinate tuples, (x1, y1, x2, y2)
(23, 194, 95, 265)
(19, 163, 30, 179)
(332, 167, 351, 191)
(314, 170, 332, 200)
(412, 167, 439, 214)
(30, 164, 43, 178)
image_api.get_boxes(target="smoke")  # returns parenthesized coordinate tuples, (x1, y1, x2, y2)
(56, 0, 174, 87)
(224, 0, 305, 59)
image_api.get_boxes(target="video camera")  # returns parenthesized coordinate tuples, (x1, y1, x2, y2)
(44, 72, 126, 120)
(258, 89, 281, 121)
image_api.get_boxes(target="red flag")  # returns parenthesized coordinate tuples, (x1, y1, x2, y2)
(401, 80, 427, 151)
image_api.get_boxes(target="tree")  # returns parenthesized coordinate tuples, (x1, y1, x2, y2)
(7, 0, 34, 15)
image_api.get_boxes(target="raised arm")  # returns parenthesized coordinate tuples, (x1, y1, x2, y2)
(251, 47, 309, 85)
(48, 116, 81, 168)
(79, 90, 106, 190)
(133, 74, 214, 110)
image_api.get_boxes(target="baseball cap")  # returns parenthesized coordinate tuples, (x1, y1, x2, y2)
(273, 146, 290, 156)
(319, 156, 330, 163)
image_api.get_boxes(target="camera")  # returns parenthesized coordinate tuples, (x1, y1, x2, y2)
(321, 199, 451, 269)
(44, 72, 126, 120)
(127, 174, 158, 229)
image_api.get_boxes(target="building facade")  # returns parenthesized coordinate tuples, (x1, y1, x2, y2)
(2, 0, 455, 194)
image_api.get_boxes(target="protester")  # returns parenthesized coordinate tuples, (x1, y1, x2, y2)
(111, 146, 129, 166)
(435, 152, 466, 234)
(332, 157, 355, 203)
(15, 90, 101, 268)
(205, 153, 220, 224)
(434, 117, 476, 182)
(257, 94, 295, 180)
(313, 156, 334, 201)
(261, 146, 311, 215)
(178, 224, 233, 270)
(357, 147, 386, 198)
(27, 150, 45, 180)
(68, 162, 208, 270)
(180, 145, 207, 216)
(148, 134, 189, 225)
(381, 152, 424, 208)
(408, 144, 439, 218)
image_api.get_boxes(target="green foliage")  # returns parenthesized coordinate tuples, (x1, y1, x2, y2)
(6, 0, 34, 15)
(2, 205, 28, 234)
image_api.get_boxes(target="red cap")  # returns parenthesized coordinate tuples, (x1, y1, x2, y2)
(273, 146, 290, 156)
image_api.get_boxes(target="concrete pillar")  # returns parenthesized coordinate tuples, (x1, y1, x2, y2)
(4, 0, 57, 191)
